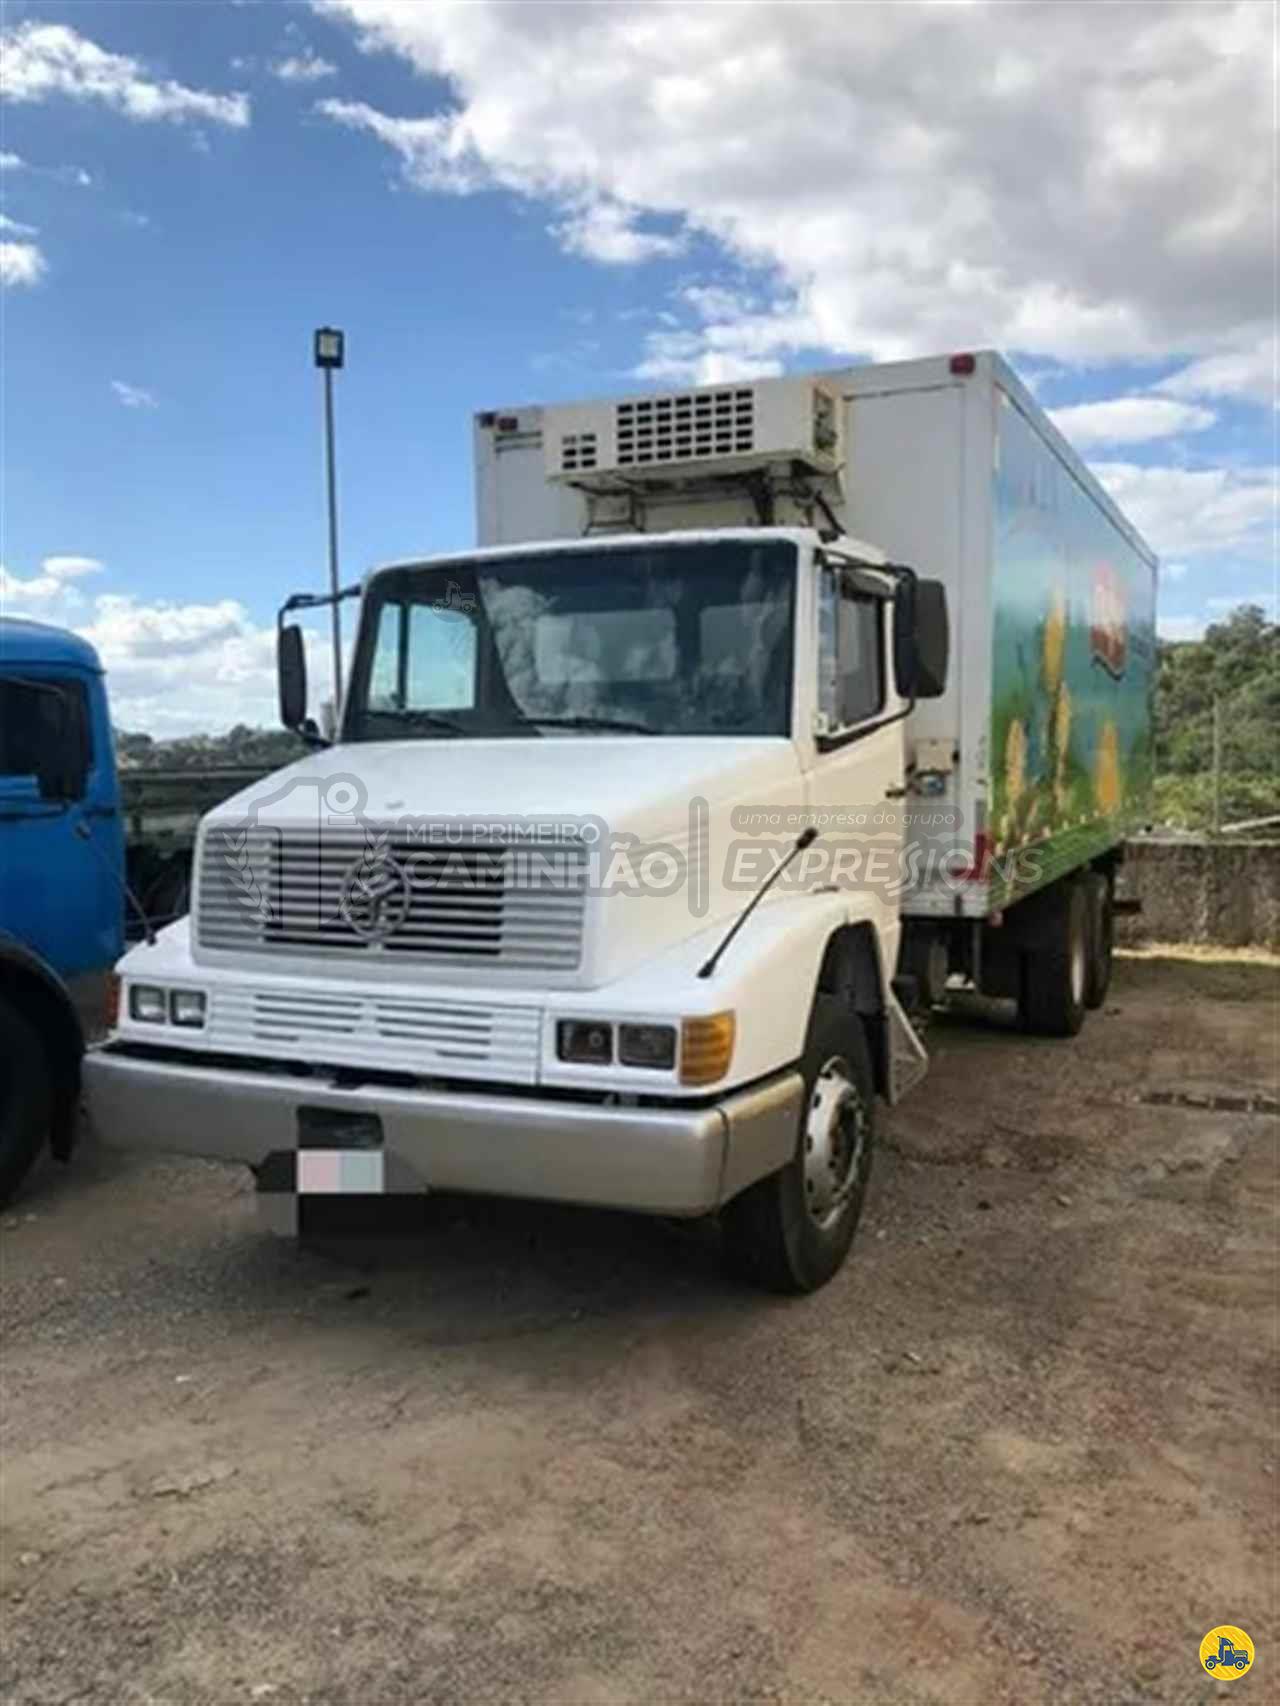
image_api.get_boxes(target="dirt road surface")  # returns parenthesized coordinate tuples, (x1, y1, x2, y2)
(2, 951, 1275, 1705)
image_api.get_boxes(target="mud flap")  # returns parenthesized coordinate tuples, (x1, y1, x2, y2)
(885, 989, 929, 1105)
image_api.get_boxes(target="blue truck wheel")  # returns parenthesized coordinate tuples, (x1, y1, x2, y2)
(0, 998, 53, 1206)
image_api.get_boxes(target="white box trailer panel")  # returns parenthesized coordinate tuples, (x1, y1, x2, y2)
(472, 352, 1157, 920)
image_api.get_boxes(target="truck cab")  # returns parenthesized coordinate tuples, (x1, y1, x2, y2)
(86, 526, 944, 1291)
(0, 617, 124, 1201)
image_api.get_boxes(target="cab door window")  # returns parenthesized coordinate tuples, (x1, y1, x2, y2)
(0, 677, 92, 796)
(818, 570, 886, 735)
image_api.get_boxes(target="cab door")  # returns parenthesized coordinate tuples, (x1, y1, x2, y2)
(0, 669, 123, 988)
(802, 557, 908, 969)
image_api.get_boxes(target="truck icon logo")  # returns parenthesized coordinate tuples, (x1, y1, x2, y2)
(1199, 1626, 1254, 1677)
(337, 845, 413, 942)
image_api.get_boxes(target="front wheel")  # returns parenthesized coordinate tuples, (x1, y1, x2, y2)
(0, 1000, 53, 1207)
(720, 995, 876, 1294)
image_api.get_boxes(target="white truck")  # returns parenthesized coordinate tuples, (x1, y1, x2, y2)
(86, 350, 1156, 1292)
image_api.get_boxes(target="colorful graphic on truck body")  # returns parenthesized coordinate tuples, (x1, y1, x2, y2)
(989, 390, 1156, 905)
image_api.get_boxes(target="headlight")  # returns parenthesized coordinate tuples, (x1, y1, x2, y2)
(680, 1012, 736, 1086)
(618, 1023, 677, 1070)
(170, 990, 207, 1029)
(128, 984, 167, 1024)
(557, 1019, 613, 1065)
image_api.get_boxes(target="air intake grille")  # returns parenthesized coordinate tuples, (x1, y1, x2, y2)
(206, 984, 544, 1083)
(558, 431, 598, 473)
(197, 827, 587, 973)
(615, 387, 755, 468)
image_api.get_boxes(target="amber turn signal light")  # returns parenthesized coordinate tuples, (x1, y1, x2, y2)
(679, 1011, 736, 1086)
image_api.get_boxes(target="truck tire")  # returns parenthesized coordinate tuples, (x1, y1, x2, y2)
(0, 1000, 53, 1207)
(1082, 871, 1113, 1010)
(720, 994, 876, 1295)
(1018, 879, 1088, 1038)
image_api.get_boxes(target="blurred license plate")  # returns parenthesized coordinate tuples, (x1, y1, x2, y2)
(297, 1150, 386, 1195)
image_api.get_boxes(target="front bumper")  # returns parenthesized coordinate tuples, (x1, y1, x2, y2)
(83, 1045, 802, 1218)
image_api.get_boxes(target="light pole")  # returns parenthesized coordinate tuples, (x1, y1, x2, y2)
(314, 326, 345, 709)
(1211, 692, 1222, 835)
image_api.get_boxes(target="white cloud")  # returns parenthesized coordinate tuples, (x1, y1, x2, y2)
(633, 328, 783, 385)
(272, 51, 337, 84)
(0, 555, 103, 612)
(0, 22, 250, 127)
(633, 285, 808, 381)
(43, 555, 105, 581)
(1163, 561, 1189, 583)
(0, 557, 331, 733)
(552, 201, 683, 266)
(0, 240, 46, 287)
(1156, 338, 1275, 408)
(0, 149, 91, 186)
(314, 98, 485, 191)
(0, 212, 37, 237)
(316, 0, 1271, 379)
(1157, 614, 1204, 642)
(111, 380, 159, 410)
(1090, 462, 1276, 559)
(1049, 396, 1215, 450)
(1205, 592, 1277, 617)
(80, 596, 288, 731)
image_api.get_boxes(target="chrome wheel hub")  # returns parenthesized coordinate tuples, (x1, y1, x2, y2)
(803, 1056, 866, 1230)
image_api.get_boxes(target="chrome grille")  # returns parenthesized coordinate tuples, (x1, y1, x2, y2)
(208, 983, 543, 1082)
(196, 826, 587, 972)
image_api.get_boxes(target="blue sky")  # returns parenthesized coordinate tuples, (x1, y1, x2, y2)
(1, 1, 1274, 731)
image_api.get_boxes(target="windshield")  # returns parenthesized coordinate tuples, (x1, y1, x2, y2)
(344, 540, 796, 741)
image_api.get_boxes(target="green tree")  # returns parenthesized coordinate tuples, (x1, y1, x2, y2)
(1155, 604, 1279, 829)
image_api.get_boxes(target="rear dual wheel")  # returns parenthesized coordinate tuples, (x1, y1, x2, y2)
(1017, 871, 1113, 1037)
(1082, 871, 1114, 1010)
(721, 995, 876, 1294)
(1018, 879, 1089, 1038)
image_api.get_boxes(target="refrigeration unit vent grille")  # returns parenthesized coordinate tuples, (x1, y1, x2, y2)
(558, 431, 597, 473)
(614, 387, 756, 470)
(543, 376, 841, 486)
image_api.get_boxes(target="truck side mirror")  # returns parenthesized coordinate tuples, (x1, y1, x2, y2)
(912, 579, 949, 699)
(892, 577, 949, 701)
(278, 623, 308, 731)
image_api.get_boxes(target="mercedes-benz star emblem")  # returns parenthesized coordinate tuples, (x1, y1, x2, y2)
(338, 851, 413, 942)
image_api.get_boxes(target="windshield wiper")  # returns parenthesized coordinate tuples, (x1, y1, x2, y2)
(515, 714, 656, 735)
(362, 709, 467, 735)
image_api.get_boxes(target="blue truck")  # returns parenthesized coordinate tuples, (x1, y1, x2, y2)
(0, 616, 276, 1203)
(0, 616, 125, 1203)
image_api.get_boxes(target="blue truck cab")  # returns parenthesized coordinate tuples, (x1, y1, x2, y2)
(0, 616, 124, 1201)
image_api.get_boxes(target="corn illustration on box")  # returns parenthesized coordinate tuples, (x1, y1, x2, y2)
(989, 395, 1157, 902)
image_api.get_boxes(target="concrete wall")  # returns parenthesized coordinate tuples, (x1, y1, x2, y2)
(1117, 838, 1280, 949)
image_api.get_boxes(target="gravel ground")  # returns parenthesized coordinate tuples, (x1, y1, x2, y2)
(1, 950, 1275, 1706)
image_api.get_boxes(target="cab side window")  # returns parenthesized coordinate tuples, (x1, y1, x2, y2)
(818, 570, 885, 734)
(0, 677, 92, 796)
